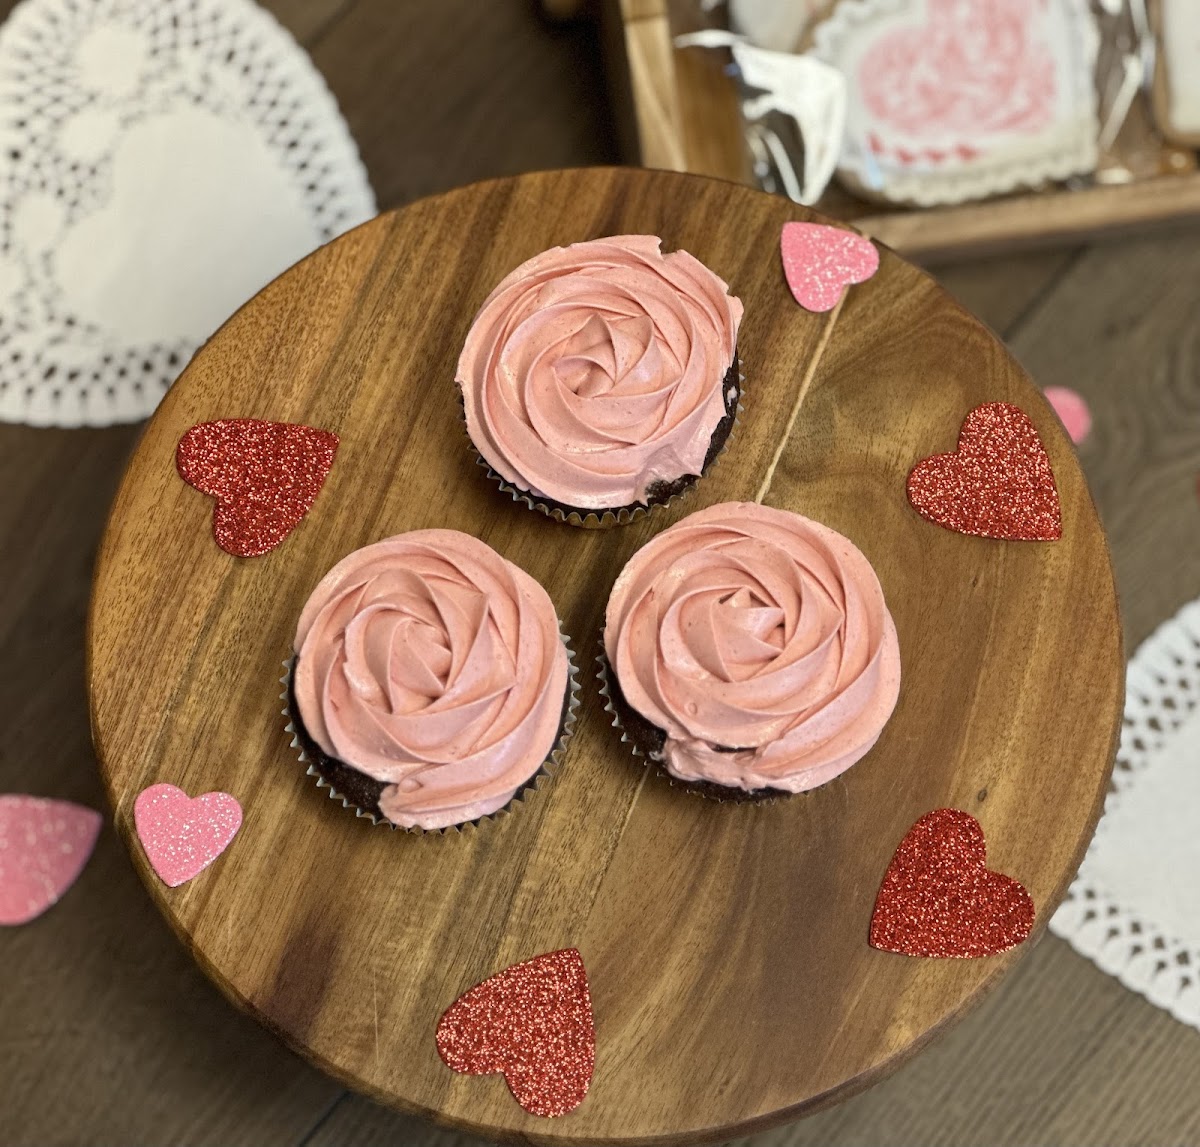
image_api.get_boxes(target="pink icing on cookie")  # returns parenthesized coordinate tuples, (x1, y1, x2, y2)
(293, 531, 568, 830)
(605, 502, 901, 792)
(457, 235, 743, 510)
(859, 0, 1056, 143)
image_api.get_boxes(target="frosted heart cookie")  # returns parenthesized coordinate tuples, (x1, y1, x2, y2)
(286, 531, 579, 831)
(457, 235, 743, 527)
(1153, 0, 1200, 146)
(601, 502, 901, 801)
(811, 0, 1100, 206)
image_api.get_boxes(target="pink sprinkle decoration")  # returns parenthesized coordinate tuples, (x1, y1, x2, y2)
(437, 948, 595, 1118)
(0, 796, 102, 925)
(1043, 386, 1091, 445)
(134, 784, 242, 888)
(780, 222, 880, 313)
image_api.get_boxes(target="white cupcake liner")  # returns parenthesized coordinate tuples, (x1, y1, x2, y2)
(280, 631, 581, 835)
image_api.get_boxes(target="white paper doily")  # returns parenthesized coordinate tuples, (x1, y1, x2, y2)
(1051, 597, 1200, 1030)
(0, 0, 375, 427)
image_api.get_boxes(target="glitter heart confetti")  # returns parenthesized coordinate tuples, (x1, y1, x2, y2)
(134, 783, 242, 888)
(436, 947, 595, 1118)
(176, 419, 339, 557)
(870, 808, 1035, 958)
(1044, 386, 1091, 445)
(907, 402, 1062, 541)
(0, 796, 102, 925)
(780, 221, 879, 313)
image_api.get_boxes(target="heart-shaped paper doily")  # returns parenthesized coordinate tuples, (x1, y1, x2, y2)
(0, 0, 375, 428)
(176, 419, 338, 557)
(0, 796, 102, 925)
(780, 222, 879, 313)
(134, 783, 242, 888)
(436, 948, 595, 1118)
(811, 0, 1098, 205)
(907, 402, 1062, 541)
(871, 808, 1035, 958)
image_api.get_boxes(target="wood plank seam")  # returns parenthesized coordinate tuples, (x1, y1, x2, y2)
(998, 248, 1088, 343)
(302, 0, 363, 51)
(294, 1093, 353, 1147)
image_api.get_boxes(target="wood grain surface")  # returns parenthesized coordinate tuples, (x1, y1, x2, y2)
(87, 166, 1121, 1146)
(4, 3, 1200, 1146)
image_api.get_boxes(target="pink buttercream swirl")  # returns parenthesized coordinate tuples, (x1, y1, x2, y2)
(293, 531, 569, 830)
(604, 503, 901, 792)
(457, 235, 743, 511)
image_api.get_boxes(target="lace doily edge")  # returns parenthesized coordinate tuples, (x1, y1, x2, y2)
(1050, 597, 1200, 1031)
(1049, 901, 1200, 1028)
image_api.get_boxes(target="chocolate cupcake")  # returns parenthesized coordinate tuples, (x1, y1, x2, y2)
(286, 530, 578, 831)
(601, 502, 901, 801)
(457, 235, 744, 527)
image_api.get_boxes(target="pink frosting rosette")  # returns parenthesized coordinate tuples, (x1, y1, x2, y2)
(292, 530, 572, 830)
(604, 503, 901, 794)
(457, 235, 743, 515)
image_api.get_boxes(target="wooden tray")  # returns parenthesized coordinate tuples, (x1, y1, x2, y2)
(600, 0, 1200, 262)
(88, 167, 1122, 1145)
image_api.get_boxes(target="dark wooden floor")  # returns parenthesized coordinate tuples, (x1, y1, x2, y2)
(4, 2, 1200, 1143)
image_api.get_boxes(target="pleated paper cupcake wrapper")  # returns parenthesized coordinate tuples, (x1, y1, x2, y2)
(464, 356, 746, 530)
(280, 633, 581, 835)
(595, 641, 782, 807)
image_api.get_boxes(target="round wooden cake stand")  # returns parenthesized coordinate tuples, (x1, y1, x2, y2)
(89, 169, 1123, 1146)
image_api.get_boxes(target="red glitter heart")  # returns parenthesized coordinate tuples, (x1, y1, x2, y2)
(176, 419, 338, 557)
(436, 948, 594, 1118)
(870, 809, 1035, 959)
(907, 402, 1061, 541)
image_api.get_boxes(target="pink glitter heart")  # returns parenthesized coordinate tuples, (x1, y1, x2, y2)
(780, 222, 879, 313)
(1043, 386, 1091, 445)
(134, 784, 242, 888)
(0, 796, 101, 925)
